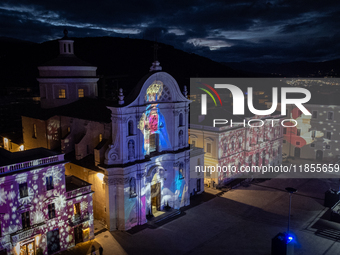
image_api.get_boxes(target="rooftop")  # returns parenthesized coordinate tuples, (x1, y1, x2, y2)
(307, 93, 340, 106)
(0, 131, 23, 145)
(65, 175, 92, 192)
(22, 97, 112, 123)
(0, 147, 60, 167)
(40, 54, 94, 67)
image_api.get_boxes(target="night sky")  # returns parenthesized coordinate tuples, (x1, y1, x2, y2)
(1, 0, 340, 63)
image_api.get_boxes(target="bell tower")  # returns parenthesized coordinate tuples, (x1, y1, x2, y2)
(58, 29, 75, 55)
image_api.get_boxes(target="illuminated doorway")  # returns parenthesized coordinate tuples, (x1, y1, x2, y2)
(151, 183, 161, 215)
(20, 240, 35, 255)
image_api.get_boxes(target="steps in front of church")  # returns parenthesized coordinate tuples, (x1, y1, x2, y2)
(147, 209, 185, 228)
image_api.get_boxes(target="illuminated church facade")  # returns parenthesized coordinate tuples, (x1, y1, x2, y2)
(21, 31, 204, 232)
(101, 70, 196, 230)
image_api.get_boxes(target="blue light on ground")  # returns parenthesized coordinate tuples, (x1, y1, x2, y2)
(287, 235, 293, 243)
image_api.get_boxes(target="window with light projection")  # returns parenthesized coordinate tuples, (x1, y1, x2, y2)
(138, 81, 171, 155)
(284, 107, 324, 148)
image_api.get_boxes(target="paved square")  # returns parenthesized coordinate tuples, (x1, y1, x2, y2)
(87, 178, 340, 255)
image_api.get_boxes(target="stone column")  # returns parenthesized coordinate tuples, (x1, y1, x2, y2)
(104, 176, 117, 231)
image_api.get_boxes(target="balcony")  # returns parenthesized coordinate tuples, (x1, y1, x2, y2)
(68, 212, 89, 227)
(66, 175, 92, 199)
(10, 222, 45, 244)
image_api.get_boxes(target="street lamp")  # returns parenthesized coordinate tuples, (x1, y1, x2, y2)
(285, 187, 297, 239)
(271, 187, 297, 255)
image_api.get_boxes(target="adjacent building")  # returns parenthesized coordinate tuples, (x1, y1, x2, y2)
(283, 94, 340, 161)
(38, 29, 99, 109)
(0, 148, 94, 255)
(0, 132, 24, 152)
(190, 108, 283, 187)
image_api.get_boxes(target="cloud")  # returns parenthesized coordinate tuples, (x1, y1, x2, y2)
(0, 0, 339, 63)
(186, 38, 232, 50)
(168, 28, 185, 36)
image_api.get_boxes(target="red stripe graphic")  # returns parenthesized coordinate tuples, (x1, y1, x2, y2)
(202, 83, 222, 106)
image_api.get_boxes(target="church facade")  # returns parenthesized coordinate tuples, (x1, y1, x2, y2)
(101, 71, 195, 230)
(21, 31, 204, 232)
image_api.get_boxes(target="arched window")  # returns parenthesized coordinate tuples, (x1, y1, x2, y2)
(128, 120, 134, 136)
(178, 130, 184, 147)
(130, 177, 137, 198)
(231, 140, 235, 151)
(128, 140, 135, 160)
(179, 113, 183, 126)
(238, 137, 242, 148)
(179, 162, 184, 179)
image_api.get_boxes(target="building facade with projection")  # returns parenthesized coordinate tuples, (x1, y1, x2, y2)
(0, 148, 94, 255)
(101, 70, 198, 231)
(190, 112, 283, 187)
(283, 98, 340, 161)
(21, 31, 204, 232)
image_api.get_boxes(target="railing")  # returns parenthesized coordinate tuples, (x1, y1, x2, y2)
(10, 222, 45, 244)
(1, 155, 64, 175)
(68, 212, 89, 227)
(66, 185, 92, 199)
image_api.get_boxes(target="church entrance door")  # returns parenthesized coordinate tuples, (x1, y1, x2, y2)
(151, 183, 161, 214)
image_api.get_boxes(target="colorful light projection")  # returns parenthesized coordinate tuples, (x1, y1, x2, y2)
(170, 169, 186, 203)
(0, 162, 94, 255)
(122, 156, 189, 229)
(138, 81, 171, 155)
(284, 107, 323, 148)
(217, 119, 282, 183)
(47, 118, 60, 141)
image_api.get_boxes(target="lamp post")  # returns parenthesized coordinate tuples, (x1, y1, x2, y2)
(271, 187, 297, 255)
(285, 187, 297, 238)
